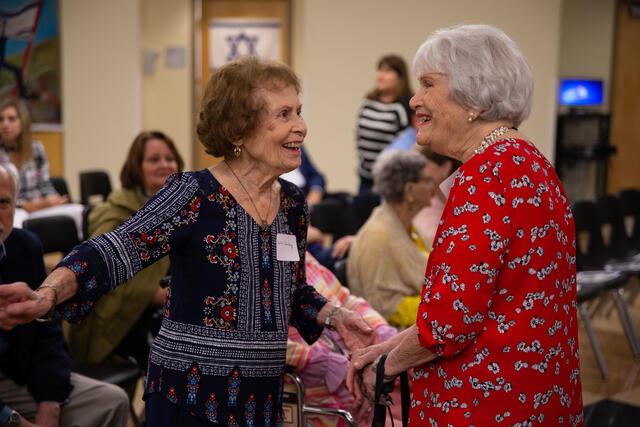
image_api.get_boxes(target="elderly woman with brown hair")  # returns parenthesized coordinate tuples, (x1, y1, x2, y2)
(348, 149, 434, 328)
(0, 57, 374, 427)
(65, 131, 184, 369)
(348, 25, 583, 426)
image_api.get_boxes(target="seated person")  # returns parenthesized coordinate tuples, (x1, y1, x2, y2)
(0, 165, 129, 427)
(412, 147, 461, 250)
(281, 145, 326, 206)
(65, 131, 184, 368)
(287, 252, 400, 426)
(0, 98, 84, 236)
(348, 150, 433, 327)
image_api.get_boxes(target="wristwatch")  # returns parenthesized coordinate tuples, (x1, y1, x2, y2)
(4, 410, 20, 427)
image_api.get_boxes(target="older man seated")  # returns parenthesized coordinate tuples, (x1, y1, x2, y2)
(0, 165, 129, 427)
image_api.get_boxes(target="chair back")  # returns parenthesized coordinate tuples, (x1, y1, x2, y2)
(596, 194, 637, 259)
(23, 215, 80, 255)
(50, 176, 70, 199)
(572, 200, 608, 270)
(619, 189, 640, 251)
(80, 170, 112, 205)
(351, 191, 381, 232)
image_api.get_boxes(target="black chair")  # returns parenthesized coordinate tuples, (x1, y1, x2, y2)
(596, 195, 640, 261)
(81, 204, 95, 241)
(351, 191, 381, 232)
(619, 189, 640, 252)
(311, 198, 350, 241)
(572, 201, 640, 363)
(80, 170, 112, 205)
(50, 176, 70, 199)
(23, 215, 79, 255)
(333, 257, 349, 288)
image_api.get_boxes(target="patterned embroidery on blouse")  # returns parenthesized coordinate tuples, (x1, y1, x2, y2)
(203, 295, 237, 329)
(245, 394, 257, 426)
(203, 185, 242, 329)
(186, 362, 201, 406)
(227, 367, 241, 407)
(163, 286, 171, 318)
(299, 303, 319, 320)
(264, 393, 273, 426)
(158, 367, 163, 392)
(262, 277, 273, 325)
(228, 414, 239, 427)
(132, 195, 200, 262)
(205, 393, 219, 423)
(167, 387, 178, 404)
(260, 228, 270, 269)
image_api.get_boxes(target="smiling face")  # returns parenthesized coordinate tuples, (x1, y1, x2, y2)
(0, 106, 22, 145)
(240, 85, 307, 176)
(410, 73, 470, 156)
(141, 138, 179, 195)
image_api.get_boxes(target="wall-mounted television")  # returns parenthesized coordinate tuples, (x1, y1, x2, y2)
(558, 78, 604, 107)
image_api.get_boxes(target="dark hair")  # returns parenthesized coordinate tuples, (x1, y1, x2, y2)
(366, 54, 412, 101)
(418, 146, 462, 173)
(120, 131, 184, 190)
(196, 57, 301, 159)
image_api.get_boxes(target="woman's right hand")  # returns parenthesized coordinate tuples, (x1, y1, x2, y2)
(346, 342, 388, 401)
(0, 282, 53, 329)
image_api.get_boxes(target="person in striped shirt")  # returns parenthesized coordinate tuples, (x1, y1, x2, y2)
(355, 55, 413, 193)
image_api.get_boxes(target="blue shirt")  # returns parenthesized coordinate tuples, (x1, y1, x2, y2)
(384, 127, 417, 153)
(58, 170, 327, 426)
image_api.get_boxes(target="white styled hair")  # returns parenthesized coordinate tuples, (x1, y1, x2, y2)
(413, 24, 533, 127)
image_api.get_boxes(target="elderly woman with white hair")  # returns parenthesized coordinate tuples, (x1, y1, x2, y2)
(348, 149, 434, 328)
(348, 24, 583, 426)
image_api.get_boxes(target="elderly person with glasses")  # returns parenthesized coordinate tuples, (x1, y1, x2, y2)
(348, 149, 434, 328)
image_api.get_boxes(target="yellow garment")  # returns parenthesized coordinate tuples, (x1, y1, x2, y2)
(388, 295, 422, 327)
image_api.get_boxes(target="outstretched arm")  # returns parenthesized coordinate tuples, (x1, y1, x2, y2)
(0, 267, 78, 329)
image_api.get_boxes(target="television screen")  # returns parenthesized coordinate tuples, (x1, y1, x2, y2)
(558, 79, 603, 106)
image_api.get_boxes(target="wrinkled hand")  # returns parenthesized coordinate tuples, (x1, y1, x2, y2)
(46, 194, 70, 206)
(0, 282, 51, 330)
(35, 402, 60, 427)
(333, 308, 374, 353)
(331, 235, 354, 259)
(346, 343, 387, 401)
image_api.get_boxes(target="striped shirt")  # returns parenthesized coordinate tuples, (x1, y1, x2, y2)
(356, 98, 409, 180)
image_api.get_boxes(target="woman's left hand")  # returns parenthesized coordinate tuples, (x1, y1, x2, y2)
(333, 308, 374, 352)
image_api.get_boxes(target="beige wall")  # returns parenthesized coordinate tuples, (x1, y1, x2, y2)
(141, 0, 194, 167)
(559, 0, 616, 112)
(61, 0, 141, 197)
(293, 0, 563, 193)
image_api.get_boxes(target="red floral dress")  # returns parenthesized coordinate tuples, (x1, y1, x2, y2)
(412, 138, 583, 426)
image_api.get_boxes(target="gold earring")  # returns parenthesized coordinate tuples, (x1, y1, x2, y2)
(408, 196, 414, 211)
(233, 145, 242, 158)
(467, 115, 474, 123)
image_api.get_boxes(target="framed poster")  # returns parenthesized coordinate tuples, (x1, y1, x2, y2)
(0, 0, 61, 123)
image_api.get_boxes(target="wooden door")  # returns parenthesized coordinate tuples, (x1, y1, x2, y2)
(608, 5, 640, 192)
(194, 0, 291, 170)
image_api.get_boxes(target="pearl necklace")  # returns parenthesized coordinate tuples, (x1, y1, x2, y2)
(473, 126, 510, 155)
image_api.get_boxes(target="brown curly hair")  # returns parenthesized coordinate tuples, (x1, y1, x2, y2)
(196, 57, 301, 159)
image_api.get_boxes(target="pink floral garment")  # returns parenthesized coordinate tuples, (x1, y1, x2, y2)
(412, 138, 584, 426)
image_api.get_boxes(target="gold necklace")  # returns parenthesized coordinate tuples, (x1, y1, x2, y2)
(224, 160, 273, 230)
(473, 125, 510, 155)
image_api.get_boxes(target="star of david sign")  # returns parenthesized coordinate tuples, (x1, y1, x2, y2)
(226, 32, 259, 61)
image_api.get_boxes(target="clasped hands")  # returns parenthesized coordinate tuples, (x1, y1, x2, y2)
(0, 282, 53, 330)
(346, 343, 391, 404)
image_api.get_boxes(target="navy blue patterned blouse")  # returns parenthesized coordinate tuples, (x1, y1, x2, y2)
(57, 170, 328, 426)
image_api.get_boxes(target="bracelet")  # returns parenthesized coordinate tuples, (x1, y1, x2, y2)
(323, 303, 341, 330)
(35, 284, 59, 322)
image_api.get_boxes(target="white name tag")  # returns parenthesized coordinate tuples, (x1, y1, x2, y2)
(276, 233, 300, 262)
